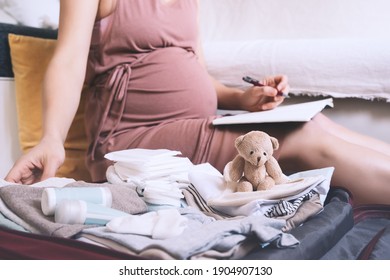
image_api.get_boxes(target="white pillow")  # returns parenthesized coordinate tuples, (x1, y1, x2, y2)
(203, 38, 390, 101)
(1, 0, 59, 28)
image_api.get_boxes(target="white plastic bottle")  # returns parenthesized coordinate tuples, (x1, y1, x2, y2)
(41, 187, 112, 216)
(54, 199, 129, 226)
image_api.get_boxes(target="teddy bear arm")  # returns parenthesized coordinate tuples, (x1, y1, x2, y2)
(265, 156, 286, 184)
(229, 155, 245, 181)
(256, 176, 275, 191)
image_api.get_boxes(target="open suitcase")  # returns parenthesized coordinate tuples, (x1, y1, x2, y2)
(243, 188, 353, 259)
(244, 188, 390, 260)
(3, 187, 388, 260)
(321, 203, 390, 260)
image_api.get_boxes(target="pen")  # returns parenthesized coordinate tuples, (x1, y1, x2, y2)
(242, 76, 288, 98)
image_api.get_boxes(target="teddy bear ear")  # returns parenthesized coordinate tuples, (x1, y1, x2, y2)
(270, 136, 280, 150)
(235, 135, 245, 148)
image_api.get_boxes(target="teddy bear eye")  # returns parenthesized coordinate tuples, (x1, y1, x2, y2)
(250, 151, 254, 155)
(263, 152, 267, 156)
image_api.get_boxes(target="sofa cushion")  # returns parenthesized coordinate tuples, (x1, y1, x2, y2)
(199, 0, 390, 41)
(203, 39, 390, 102)
(8, 33, 91, 181)
(0, 22, 57, 78)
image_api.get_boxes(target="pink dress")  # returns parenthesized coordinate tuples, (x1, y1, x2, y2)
(84, 0, 286, 182)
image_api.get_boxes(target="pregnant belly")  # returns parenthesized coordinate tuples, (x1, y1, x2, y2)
(122, 47, 217, 126)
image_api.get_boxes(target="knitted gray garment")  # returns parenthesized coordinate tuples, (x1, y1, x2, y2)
(0, 181, 148, 238)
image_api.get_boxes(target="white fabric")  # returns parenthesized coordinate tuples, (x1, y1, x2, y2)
(106, 209, 188, 239)
(188, 164, 333, 217)
(203, 39, 390, 102)
(108, 177, 185, 208)
(0, 177, 75, 188)
(105, 148, 182, 166)
(105, 149, 191, 207)
(105, 148, 193, 182)
(142, 181, 185, 207)
(113, 161, 191, 182)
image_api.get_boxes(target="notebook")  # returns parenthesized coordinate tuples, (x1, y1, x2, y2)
(212, 98, 333, 125)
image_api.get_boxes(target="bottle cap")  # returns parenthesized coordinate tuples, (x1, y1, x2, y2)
(100, 187, 113, 208)
(41, 188, 57, 216)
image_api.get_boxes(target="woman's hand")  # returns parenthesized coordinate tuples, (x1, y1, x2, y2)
(4, 138, 65, 185)
(240, 75, 290, 112)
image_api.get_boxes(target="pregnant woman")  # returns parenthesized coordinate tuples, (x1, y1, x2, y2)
(6, 0, 390, 206)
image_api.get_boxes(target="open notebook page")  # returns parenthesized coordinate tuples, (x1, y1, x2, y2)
(212, 98, 334, 125)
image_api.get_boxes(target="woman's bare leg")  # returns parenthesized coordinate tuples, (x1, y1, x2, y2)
(278, 115, 390, 206)
(314, 114, 390, 156)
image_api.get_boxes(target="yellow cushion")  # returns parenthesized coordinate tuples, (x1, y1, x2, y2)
(8, 33, 91, 181)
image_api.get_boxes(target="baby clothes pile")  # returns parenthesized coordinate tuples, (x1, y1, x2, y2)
(105, 149, 194, 208)
(186, 163, 334, 231)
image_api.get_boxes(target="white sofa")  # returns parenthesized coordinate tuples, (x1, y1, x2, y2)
(199, 0, 390, 142)
(1, 0, 390, 178)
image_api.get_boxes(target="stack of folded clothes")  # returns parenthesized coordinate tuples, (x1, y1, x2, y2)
(105, 149, 193, 208)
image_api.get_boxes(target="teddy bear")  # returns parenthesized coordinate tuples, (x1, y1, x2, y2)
(225, 130, 288, 192)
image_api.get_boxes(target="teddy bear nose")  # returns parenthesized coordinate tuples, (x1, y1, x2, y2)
(257, 156, 261, 163)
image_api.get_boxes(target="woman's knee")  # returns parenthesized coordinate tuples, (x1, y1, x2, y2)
(279, 119, 335, 166)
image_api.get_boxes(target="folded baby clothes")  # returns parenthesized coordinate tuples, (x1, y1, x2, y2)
(105, 148, 193, 182)
(83, 207, 299, 260)
(106, 208, 188, 239)
(105, 148, 193, 208)
(264, 189, 318, 218)
(188, 163, 333, 218)
(141, 181, 185, 208)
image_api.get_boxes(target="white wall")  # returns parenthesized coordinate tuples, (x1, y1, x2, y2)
(0, 79, 21, 178)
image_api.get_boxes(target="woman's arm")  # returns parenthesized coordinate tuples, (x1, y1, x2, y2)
(5, 0, 99, 183)
(195, 0, 288, 111)
(43, 0, 99, 145)
(196, 37, 288, 111)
